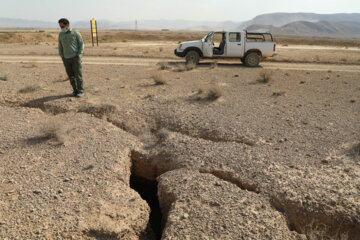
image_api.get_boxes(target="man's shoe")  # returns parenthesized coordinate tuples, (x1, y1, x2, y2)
(72, 90, 78, 97)
(76, 92, 84, 98)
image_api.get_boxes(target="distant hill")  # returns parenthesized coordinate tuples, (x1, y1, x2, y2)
(240, 12, 360, 28)
(246, 20, 360, 38)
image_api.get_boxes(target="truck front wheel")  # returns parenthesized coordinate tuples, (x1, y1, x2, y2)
(245, 52, 260, 67)
(185, 51, 200, 65)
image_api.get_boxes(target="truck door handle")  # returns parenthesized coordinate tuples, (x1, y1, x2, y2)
(237, 44, 242, 46)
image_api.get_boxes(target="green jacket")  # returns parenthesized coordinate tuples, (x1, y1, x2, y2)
(58, 29, 84, 59)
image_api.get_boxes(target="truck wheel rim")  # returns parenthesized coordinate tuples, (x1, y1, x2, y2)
(248, 55, 258, 65)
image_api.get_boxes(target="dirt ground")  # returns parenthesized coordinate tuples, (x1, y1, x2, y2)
(0, 30, 359, 240)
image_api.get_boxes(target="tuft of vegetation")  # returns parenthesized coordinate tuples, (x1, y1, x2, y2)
(22, 62, 37, 68)
(272, 90, 286, 97)
(197, 84, 223, 101)
(0, 74, 8, 81)
(18, 84, 41, 94)
(284, 72, 290, 76)
(40, 119, 67, 145)
(79, 104, 117, 118)
(152, 72, 167, 85)
(158, 62, 170, 70)
(303, 221, 349, 240)
(256, 70, 274, 84)
(159, 47, 164, 52)
(210, 62, 218, 69)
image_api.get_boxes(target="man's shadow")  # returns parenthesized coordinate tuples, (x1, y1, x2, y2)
(23, 94, 72, 113)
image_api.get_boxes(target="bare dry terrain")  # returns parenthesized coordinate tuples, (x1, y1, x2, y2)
(0, 30, 359, 240)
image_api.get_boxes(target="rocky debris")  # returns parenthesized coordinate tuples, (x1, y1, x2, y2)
(157, 169, 306, 240)
(0, 106, 151, 239)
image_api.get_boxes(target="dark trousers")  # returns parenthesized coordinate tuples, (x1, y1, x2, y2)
(62, 56, 84, 93)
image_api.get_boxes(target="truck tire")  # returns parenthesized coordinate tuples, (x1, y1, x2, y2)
(185, 51, 200, 65)
(245, 52, 260, 67)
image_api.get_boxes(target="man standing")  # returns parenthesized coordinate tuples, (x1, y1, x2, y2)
(58, 18, 85, 98)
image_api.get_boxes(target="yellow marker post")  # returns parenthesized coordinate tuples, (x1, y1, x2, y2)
(90, 18, 98, 47)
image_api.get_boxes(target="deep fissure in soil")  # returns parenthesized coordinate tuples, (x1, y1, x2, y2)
(130, 174, 163, 240)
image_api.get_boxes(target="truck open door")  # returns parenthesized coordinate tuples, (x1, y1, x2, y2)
(202, 32, 214, 57)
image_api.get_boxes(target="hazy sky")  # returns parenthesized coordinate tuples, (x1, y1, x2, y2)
(1, 0, 359, 22)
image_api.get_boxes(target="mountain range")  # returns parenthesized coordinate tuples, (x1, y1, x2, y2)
(1, 12, 360, 38)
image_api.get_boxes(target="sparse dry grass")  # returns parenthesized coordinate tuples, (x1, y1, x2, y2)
(284, 72, 291, 76)
(22, 62, 37, 68)
(210, 62, 218, 69)
(40, 119, 67, 145)
(173, 63, 196, 72)
(272, 90, 286, 97)
(0, 74, 8, 81)
(158, 62, 170, 70)
(159, 47, 163, 52)
(197, 84, 223, 101)
(256, 70, 274, 84)
(18, 84, 41, 94)
(303, 221, 349, 240)
(79, 104, 117, 118)
(152, 72, 167, 85)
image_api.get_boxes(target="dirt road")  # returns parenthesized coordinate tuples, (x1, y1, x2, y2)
(1, 54, 359, 72)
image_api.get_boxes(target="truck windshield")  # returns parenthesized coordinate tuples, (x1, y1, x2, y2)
(202, 32, 214, 42)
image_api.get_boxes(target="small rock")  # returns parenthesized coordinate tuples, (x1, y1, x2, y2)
(321, 159, 329, 165)
(33, 190, 42, 195)
(183, 213, 189, 219)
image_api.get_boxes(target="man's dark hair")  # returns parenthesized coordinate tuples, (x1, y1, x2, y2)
(58, 18, 70, 25)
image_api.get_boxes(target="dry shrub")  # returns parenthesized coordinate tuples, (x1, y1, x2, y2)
(159, 47, 163, 52)
(158, 62, 170, 70)
(18, 84, 41, 94)
(210, 62, 218, 69)
(186, 62, 196, 70)
(284, 72, 290, 76)
(303, 221, 349, 240)
(80, 104, 117, 118)
(152, 72, 167, 85)
(0, 74, 8, 81)
(40, 119, 67, 145)
(197, 84, 222, 101)
(340, 58, 347, 62)
(315, 55, 320, 61)
(22, 62, 37, 68)
(257, 70, 274, 84)
(272, 90, 286, 97)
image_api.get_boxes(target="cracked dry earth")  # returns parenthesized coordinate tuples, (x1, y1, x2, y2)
(0, 59, 359, 240)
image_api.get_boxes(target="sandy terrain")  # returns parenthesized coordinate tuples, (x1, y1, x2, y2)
(0, 30, 359, 239)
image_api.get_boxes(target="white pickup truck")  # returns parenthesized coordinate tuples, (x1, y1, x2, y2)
(174, 31, 276, 67)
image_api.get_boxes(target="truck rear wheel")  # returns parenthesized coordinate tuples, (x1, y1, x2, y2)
(185, 51, 200, 65)
(245, 52, 260, 67)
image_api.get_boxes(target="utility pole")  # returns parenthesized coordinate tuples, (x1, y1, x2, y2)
(135, 20, 138, 31)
